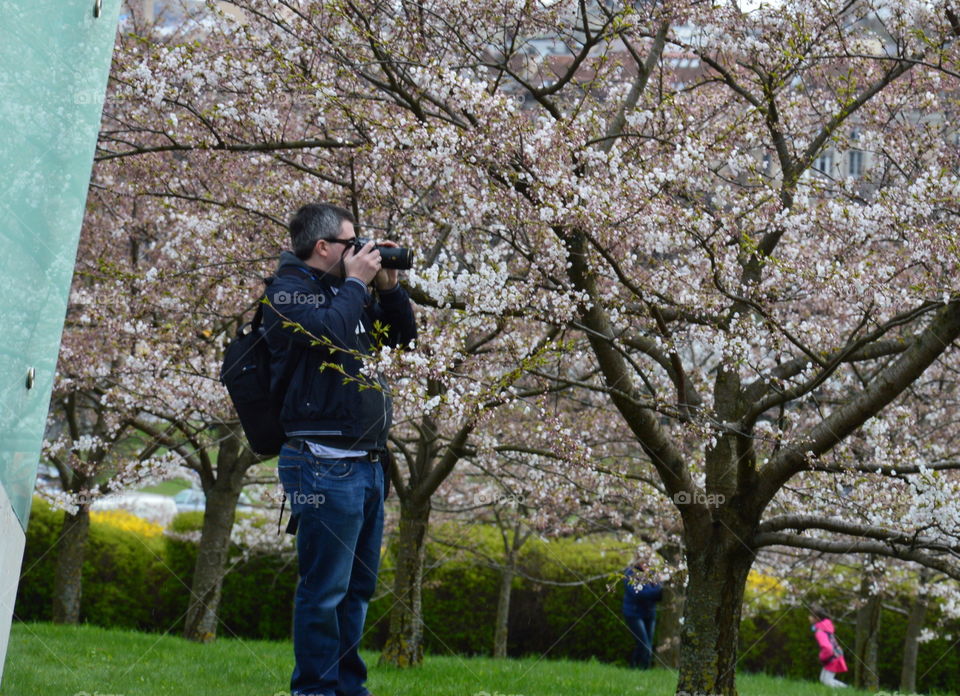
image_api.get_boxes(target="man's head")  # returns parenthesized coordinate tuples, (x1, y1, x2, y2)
(290, 203, 357, 274)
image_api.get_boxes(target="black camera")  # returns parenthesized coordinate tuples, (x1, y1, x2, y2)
(352, 237, 414, 270)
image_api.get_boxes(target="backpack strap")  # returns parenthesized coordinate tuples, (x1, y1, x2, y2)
(249, 301, 265, 332)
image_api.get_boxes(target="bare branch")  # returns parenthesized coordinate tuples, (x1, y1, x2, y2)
(751, 533, 960, 581)
(96, 137, 360, 162)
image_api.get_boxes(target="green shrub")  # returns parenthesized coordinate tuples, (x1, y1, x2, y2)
(168, 510, 204, 533)
(15, 498, 61, 623)
(219, 551, 297, 639)
(363, 524, 633, 661)
(158, 510, 298, 640)
(81, 519, 165, 628)
(16, 498, 166, 630)
(420, 553, 501, 655)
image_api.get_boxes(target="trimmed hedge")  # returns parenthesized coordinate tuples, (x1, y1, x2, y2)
(16, 499, 166, 630)
(14, 498, 960, 693)
(17, 499, 296, 640)
(365, 527, 633, 661)
(17, 500, 635, 659)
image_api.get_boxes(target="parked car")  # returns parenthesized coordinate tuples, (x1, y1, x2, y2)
(33, 463, 60, 492)
(172, 487, 206, 514)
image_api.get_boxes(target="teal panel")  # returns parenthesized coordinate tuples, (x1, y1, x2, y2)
(0, 0, 121, 530)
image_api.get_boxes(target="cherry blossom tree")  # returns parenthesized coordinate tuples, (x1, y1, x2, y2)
(261, 3, 960, 692)
(85, 0, 960, 692)
(429, 391, 658, 658)
(39, 197, 193, 624)
(90, 2, 582, 657)
(40, 385, 177, 624)
(71, 159, 286, 641)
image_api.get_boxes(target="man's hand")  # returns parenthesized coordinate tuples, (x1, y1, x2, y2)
(374, 240, 400, 290)
(343, 240, 381, 285)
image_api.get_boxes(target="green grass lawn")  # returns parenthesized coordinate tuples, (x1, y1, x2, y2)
(137, 478, 192, 496)
(3, 622, 883, 696)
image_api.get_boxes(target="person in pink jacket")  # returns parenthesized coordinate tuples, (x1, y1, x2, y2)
(809, 605, 849, 688)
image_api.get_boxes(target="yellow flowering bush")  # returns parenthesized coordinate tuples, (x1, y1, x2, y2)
(747, 570, 783, 593)
(89, 509, 163, 539)
(744, 570, 785, 610)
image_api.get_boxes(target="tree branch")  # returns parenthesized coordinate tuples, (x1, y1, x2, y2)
(757, 300, 960, 506)
(562, 228, 695, 510)
(96, 137, 360, 162)
(751, 532, 960, 581)
(417, 419, 473, 501)
(756, 515, 957, 553)
(742, 338, 911, 407)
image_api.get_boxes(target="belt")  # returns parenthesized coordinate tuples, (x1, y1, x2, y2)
(286, 438, 380, 462)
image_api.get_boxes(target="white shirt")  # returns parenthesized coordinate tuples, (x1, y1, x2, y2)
(306, 441, 367, 459)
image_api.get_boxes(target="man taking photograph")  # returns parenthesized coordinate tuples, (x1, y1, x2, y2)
(263, 203, 417, 696)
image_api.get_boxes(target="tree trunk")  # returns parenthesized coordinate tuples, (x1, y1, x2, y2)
(854, 569, 882, 691)
(52, 504, 91, 624)
(900, 572, 929, 694)
(493, 551, 517, 658)
(675, 529, 755, 696)
(380, 497, 431, 667)
(183, 440, 250, 642)
(656, 582, 685, 669)
(651, 542, 684, 669)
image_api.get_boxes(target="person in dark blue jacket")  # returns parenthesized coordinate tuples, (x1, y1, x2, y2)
(622, 563, 663, 669)
(263, 203, 416, 696)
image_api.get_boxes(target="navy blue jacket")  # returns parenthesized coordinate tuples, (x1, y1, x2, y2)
(623, 567, 663, 619)
(262, 251, 417, 451)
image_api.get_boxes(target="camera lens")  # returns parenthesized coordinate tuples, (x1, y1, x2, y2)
(379, 245, 414, 270)
(350, 236, 413, 270)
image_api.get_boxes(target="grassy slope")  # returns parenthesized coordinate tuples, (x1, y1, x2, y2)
(3, 622, 882, 696)
(137, 478, 193, 496)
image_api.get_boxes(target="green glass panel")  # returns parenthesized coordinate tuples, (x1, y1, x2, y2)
(0, 0, 121, 530)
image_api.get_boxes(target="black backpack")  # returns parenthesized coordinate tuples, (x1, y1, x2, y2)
(220, 269, 394, 504)
(220, 276, 297, 456)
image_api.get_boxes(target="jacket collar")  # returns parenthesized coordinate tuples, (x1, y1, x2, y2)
(276, 250, 342, 287)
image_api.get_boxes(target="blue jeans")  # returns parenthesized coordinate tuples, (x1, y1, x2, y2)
(625, 612, 656, 669)
(278, 444, 385, 696)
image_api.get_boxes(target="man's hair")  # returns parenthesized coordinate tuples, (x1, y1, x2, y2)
(290, 203, 355, 260)
(809, 604, 830, 621)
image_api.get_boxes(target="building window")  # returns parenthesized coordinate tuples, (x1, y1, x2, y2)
(848, 149, 864, 178)
(813, 150, 834, 176)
